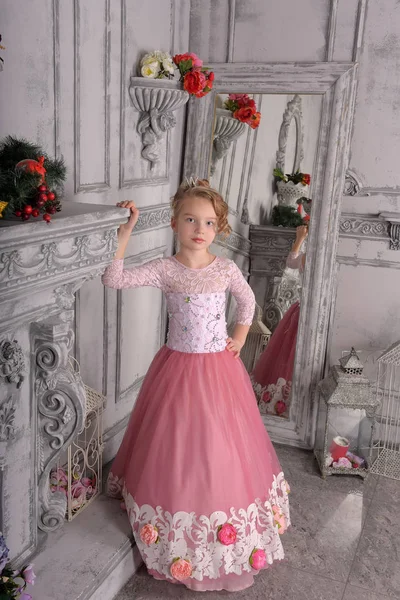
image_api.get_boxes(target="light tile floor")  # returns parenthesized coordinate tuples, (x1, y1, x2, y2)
(115, 444, 399, 599)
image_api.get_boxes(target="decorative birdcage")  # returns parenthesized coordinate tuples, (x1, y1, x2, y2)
(314, 348, 379, 479)
(370, 341, 400, 480)
(50, 357, 106, 521)
(240, 304, 272, 374)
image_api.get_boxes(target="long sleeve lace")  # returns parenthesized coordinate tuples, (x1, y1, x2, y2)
(101, 258, 165, 289)
(228, 262, 255, 326)
(286, 251, 305, 272)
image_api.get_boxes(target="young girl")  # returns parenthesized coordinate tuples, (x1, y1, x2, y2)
(252, 225, 308, 419)
(102, 179, 291, 593)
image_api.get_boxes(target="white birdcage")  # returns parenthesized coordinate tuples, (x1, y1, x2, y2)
(240, 304, 272, 373)
(370, 341, 400, 480)
(50, 357, 106, 521)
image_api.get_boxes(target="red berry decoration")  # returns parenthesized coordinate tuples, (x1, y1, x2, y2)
(43, 214, 51, 222)
(38, 184, 47, 192)
(49, 207, 57, 214)
(24, 205, 33, 214)
(47, 192, 55, 201)
(22, 213, 30, 221)
(14, 210, 22, 217)
(36, 199, 45, 208)
(32, 208, 40, 218)
(39, 193, 48, 202)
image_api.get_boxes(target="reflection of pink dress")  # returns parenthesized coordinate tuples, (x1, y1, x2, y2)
(102, 256, 290, 592)
(251, 251, 304, 419)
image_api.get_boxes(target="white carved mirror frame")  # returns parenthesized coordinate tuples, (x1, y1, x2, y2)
(276, 94, 304, 175)
(183, 62, 356, 449)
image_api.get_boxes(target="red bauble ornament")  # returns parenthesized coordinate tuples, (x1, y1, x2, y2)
(14, 210, 22, 217)
(36, 199, 45, 208)
(38, 184, 47, 193)
(39, 193, 48, 202)
(46, 206, 52, 214)
(22, 213, 30, 221)
(49, 207, 57, 214)
(32, 208, 40, 218)
(24, 205, 33, 214)
(47, 192, 55, 201)
(43, 214, 51, 222)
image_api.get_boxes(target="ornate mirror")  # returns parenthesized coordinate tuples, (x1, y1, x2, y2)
(183, 63, 356, 449)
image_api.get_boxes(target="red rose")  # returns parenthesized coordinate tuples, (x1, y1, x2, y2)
(184, 70, 207, 95)
(275, 400, 287, 415)
(303, 215, 310, 223)
(302, 174, 311, 185)
(229, 93, 251, 107)
(194, 75, 213, 98)
(208, 71, 215, 82)
(249, 111, 261, 129)
(233, 105, 256, 124)
(173, 52, 203, 68)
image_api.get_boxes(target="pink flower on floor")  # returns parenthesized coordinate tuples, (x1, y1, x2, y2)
(140, 524, 159, 545)
(170, 558, 192, 581)
(22, 564, 36, 586)
(272, 505, 287, 533)
(249, 548, 266, 570)
(217, 523, 237, 545)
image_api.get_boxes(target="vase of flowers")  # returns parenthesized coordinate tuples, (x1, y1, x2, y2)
(223, 94, 261, 129)
(0, 532, 36, 599)
(274, 168, 311, 208)
(130, 50, 213, 167)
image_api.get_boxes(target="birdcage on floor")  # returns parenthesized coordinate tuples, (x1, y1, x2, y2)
(370, 341, 400, 480)
(240, 304, 272, 374)
(50, 357, 106, 520)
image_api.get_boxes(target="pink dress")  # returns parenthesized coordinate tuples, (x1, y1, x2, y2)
(102, 255, 291, 592)
(251, 251, 304, 419)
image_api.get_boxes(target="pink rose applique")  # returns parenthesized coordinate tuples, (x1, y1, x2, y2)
(262, 390, 271, 403)
(170, 558, 192, 581)
(249, 548, 266, 570)
(217, 523, 237, 545)
(272, 505, 287, 534)
(139, 524, 159, 545)
(275, 400, 287, 415)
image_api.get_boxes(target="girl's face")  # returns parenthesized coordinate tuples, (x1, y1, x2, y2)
(172, 196, 218, 251)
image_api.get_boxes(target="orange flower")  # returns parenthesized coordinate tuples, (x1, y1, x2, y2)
(233, 105, 256, 124)
(183, 70, 207, 95)
(249, 111, 261, 129)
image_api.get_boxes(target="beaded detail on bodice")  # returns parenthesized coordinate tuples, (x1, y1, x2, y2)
(101, 256, 255, 354)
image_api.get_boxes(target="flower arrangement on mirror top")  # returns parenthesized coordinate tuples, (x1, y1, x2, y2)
(139, 51, 214, 98)
(0, 533, 36, 599)
(223, 94, 261, 129)
(273, 168, 311, 186)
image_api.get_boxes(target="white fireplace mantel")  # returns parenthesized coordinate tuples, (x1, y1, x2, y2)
(0, 202, 128, 567)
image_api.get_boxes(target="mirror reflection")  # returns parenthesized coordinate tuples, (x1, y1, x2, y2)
(210, 93, 323, 420)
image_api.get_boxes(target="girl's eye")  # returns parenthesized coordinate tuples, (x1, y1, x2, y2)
(186, 217, 195, 223)
(207, 221, 216, 227)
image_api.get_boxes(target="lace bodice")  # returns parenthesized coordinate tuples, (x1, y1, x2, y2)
(102, 256, 255, 354)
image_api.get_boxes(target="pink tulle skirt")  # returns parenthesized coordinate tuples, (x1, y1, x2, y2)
(107, 345, 290, 592)
(252, 302, 300, 418)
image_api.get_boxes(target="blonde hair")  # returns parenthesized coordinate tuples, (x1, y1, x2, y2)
(171, 178, 232, 237)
